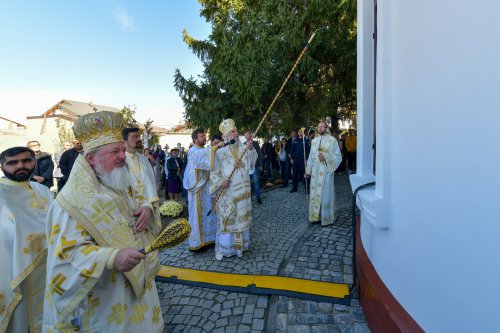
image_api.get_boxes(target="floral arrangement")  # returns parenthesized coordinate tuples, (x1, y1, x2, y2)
(159, 200, 183, 217)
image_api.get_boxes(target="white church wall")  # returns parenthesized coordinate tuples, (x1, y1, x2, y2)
(355, 1, 500, 332)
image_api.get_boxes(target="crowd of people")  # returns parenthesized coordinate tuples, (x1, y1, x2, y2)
(0, 109, 356, 332)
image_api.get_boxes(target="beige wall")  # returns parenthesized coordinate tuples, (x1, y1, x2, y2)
(0, 117, 75, 155)
(159, 133, 192, 150)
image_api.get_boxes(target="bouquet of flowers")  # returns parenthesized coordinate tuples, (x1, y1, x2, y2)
(159, 200, 184, 217)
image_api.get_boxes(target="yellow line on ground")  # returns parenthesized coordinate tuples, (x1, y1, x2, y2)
(158, 265, 349, 299)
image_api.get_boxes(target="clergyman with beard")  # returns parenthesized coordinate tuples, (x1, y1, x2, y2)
(0, 146, 54, 332)
(209, 119, 257, 260)
(42, 111, 164, 332)
(182, 128, 219, 251)
(123, 127, 161, 236)
(304, 121, 342, 225)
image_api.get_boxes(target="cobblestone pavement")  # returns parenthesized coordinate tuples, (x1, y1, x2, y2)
(157, 173, 371, 333)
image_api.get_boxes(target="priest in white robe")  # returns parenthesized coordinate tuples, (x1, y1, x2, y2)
(123, 127, 161, 236)
(209, 119, 257, 260)
(183, 128, 218, 250)
(0, 146, 53, 333)
(305, 121, 343, 226)
(42, 111, 164, 332)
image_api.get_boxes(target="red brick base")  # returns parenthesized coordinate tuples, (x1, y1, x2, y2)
(356, 217, 424, 333)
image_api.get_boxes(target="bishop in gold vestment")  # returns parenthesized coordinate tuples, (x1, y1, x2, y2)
(42, 111, 163, 333)
(210, 119, 257, 260)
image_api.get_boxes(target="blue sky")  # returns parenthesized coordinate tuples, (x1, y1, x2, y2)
(0, 0, 211, 127)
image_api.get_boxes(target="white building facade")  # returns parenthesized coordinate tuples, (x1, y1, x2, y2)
(353, 1, 500, 332)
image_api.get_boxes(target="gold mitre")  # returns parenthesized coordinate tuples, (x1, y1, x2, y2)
(219, 118, 236, 136)
(72, 111, 124, 151)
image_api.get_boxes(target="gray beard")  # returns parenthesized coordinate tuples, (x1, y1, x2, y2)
(95, 165, 131, 192)
(230, 140, 242, 154)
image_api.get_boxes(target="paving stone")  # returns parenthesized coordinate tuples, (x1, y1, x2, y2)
(277, 313, 287, 331)
(327, 324, 342, 333)
(334, 304, 349, 312)
(221, 308, 232, 317)
(253, 308, 265, 319)
(339, 324, 353, 333)
(180, 305, 194, 315)
(187, 316, 201, 326)
(223, 300, 235, 309)
(312, 326, 329, 333)
(202, 300, 214, 309)
(212, 303, 222, 313)
(287, 325, 312, 333)
(244, 304, 255, 314)
(208, 313, 219, 322)
(233, 306, 244, 315)
(241, 313, 253, 325)
(256, 298, 268, 308)
(215, 295, 226, 303)
(317, 314, 335, 324)
(171, 314, 186, 324)
(334, 313, 353, 325)
(318, 302, 333, 314)
(228, 315, 242, 325)
(296, 313, 317, 324)
(212, 328, 225, 333)
(278, 301, 288, 313)
(204, 321, 216, 332)
(237, 325, 251, 333)
(157, 174, 370, 333)
(216, 317, 229, 327)
(252, 319, 265, 331)
(350, 308, 365, 322)
(226, 325, 238, 333)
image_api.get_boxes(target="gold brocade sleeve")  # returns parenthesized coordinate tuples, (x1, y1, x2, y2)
(45, 205, 116, 321)
(209, 149, 224, 195)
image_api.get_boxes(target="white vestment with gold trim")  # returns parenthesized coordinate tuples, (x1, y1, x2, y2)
(42, 156, 163, 332)
(306, 133, 342, 225)
(209, 142, 257, 258)
(183, 145, 217, 250)
(125, 151, 161, 236)
(0, 178, 53, 333)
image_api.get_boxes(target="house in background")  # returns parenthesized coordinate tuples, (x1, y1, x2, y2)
(0, 116, 27, 130)
(24, 99, 121, 153)
(353, 0, 500, 332)
(0, 116, 28, 154)
(0, 99, 169, 154)
(159, 122, 193, 152)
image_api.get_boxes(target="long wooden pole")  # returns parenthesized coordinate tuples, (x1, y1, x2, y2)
(208, 29, 320, 216)
(300, 127, 308, 196)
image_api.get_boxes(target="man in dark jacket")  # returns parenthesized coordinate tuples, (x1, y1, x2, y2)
(261, 137, 273, 180)
(58, 140, 83, 191)
(27, 140, 54, 188)
(166, 147, 184, 201)
(244, 131, 263, 204)
(290, 129, 310, 193)
(282, 129, 297, 187)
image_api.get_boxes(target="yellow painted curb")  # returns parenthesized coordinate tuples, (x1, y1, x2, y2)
(158, 265, 349, 299)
